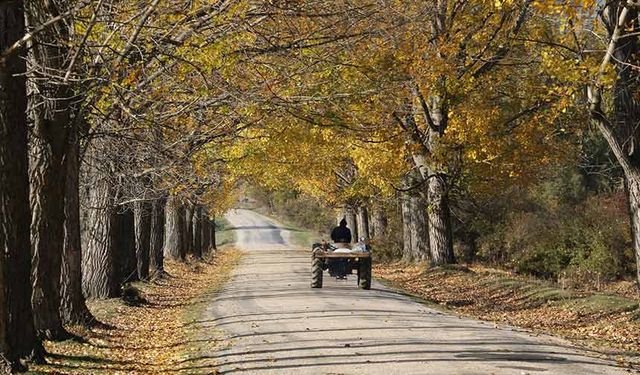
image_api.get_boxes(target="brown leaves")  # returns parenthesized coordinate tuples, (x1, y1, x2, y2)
(374, 261, 640, 367)
(33, 249, 242, 374)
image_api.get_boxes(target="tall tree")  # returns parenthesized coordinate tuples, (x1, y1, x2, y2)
(344, 206, 358, 241)
(26, 0, 73, 339)
(184, 203, 194, 255)
(401, 189, 413, 262)
(586, 1, 640, 284)
(115, 206, 137, 283)
(83, 164, 119, 299)
(210, 215, 217, 251)
(61, 121, 93, 325)
(371, 205, 388, 240)
(409, 193, 430, 262)
(164, 196, 186, 260)
(134, 200, 151, 280)
(192, 206, 203, 259)
(0, 0, 41, 367)
(201, 214, 211, 254)
(150, 197, 166, 276)
(356, 206, 370, 240)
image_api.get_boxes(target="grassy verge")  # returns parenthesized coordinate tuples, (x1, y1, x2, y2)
(271, 218, 323, 248)
(214, 217, 235, 248)
(281, 223, 318, 248)
(30, 249, 242, 374)
(374, 262, 640, 367)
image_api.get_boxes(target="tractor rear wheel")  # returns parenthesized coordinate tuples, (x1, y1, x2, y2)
(311, 255, 323, 288)
(358, 257, 371, 290)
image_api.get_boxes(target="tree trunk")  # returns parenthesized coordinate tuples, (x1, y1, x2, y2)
(134, 201, 151, 280)
(588, 3, 640, 285)
(371, 206, 388, 240)
(201, 214, 211, 254)
(0, 250, 7, 372)
(356, 206, 370, 240)
(409, 144, 455, 265)
(27, 0, 73, 341)
(179, 203, 188, 259)
(626, 175, 640, 285)
(83, 174, 119, 299)
(410, 194, 430, 263)
(192, 206, 203, 258)
(343, 207, 357, 242)
(401, 191, 413, 262)
(211, 215, 218, 251)
(0, 0, 41, 365)
(184, 203, 194, 255)
(60, 125, 93, 325)
(164, 196, 185, 260)
(150, 197, 166, 276)
(115, 206, 137, 284)
(426, 174, 455, 265)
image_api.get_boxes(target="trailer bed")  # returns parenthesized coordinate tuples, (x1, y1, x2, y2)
(313, 251, 371, 258)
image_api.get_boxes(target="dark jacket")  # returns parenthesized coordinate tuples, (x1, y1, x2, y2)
(331, 225, 352, 243)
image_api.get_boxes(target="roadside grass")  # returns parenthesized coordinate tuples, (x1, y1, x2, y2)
(29, 248, 242, 374)
(374, 262, 640, 365)
(281, 223, 319, 248)
(215, 217, 235, 248)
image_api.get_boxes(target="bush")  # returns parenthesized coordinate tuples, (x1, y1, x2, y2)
(479, 193, 633, 282)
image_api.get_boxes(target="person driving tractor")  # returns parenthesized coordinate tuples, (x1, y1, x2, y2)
(331, 218, 352, 243)
(329, 218, 351, 279)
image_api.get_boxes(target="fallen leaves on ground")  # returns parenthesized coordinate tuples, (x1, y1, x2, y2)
(374, 262, 640, 366)
(31, 248, 242, 374)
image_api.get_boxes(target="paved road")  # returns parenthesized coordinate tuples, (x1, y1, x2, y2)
(204, 209, 628, 374)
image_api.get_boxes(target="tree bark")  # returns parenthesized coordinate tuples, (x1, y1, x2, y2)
(0, 251, 7, 372)
(371, 205, 388, 240)
(401, 191, 413, 262)
(60, 124, 93, 325)
(0, 0, 41, 365)
(343, 206, 357, 242)
(409, 140, 455, 265)
(134, 201, 151, 280)
(164, 196, 185, 260)
(184, 203, 194, 255)
(150, 197, 166, 276)
(192, 206, 203, 258)
(115, 206, 137, 284)
(356, 206, 370, 240)
(426, 174, 454, 264)
(26, 0, 73, 340)
(211, 215, 217, 251)
(83, 173, 119, 299)
(410, 194, 430, 263)
(627, 177, 640, 285)
(201, 214, 211, 254)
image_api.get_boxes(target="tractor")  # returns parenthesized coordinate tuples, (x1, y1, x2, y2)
(310, 241, 372, 289)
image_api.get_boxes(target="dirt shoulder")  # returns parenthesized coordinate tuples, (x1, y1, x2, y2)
(374, 261, 640, 368)
(30, 248, 242, 374)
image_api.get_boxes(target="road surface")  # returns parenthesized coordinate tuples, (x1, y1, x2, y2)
(204, 209, 628, 374)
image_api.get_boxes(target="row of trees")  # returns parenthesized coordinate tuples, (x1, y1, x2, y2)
(0, 0, 251, 372)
